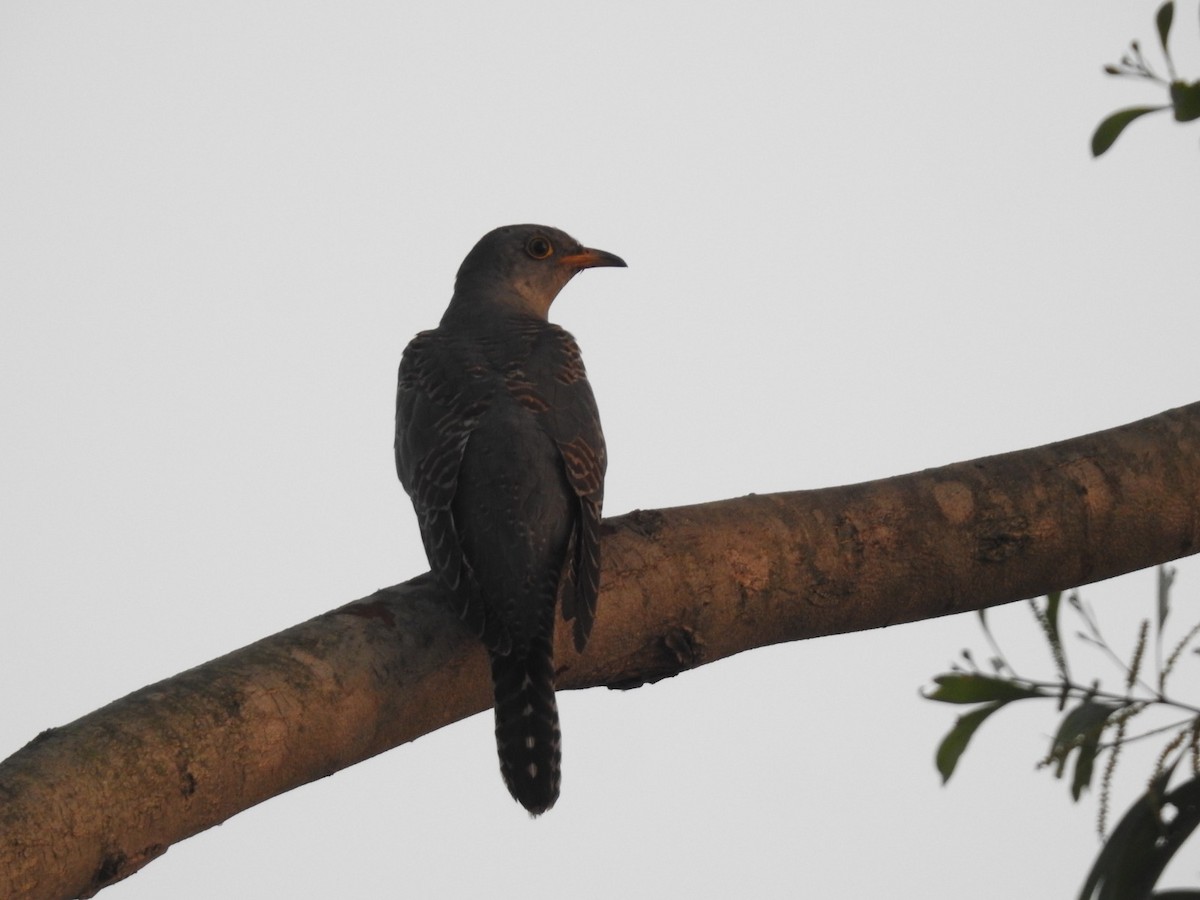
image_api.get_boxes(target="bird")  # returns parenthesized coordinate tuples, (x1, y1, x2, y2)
(394, 224, 625, 814)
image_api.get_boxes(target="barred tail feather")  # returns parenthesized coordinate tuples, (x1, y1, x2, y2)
(489, 633, 561, 815)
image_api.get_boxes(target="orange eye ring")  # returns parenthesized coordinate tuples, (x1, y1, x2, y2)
(525, 235, 554, 260)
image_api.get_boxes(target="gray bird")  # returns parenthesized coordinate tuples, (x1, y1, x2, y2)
(395, 224, 624, 814)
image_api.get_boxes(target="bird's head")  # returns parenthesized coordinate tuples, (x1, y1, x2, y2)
(451, 224, 626, 320)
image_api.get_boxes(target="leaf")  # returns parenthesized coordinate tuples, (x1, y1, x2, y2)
(1046, 591, 1063, 649)
(1079, 764, 1174, 900)
(936, 701, 1006, 784)
(1071, 710, 1107, 801)
(976, 607, 996, 648)
(1051, 700, 1118, 754)
(1047, 700, 1119, 796)
(1158, 565, 1176, 634)
(1080, 771, 1200, 900)
(1170, 80, 1200, 122)
(1156, 2, 1175, 56)
(926, 673, 1043, 704)
(1091, 106, 1170, 156)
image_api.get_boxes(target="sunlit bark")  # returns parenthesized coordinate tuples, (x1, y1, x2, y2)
(2, 403, 1197, 899)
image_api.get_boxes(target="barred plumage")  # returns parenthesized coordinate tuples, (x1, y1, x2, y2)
(394, 225, 623, 814)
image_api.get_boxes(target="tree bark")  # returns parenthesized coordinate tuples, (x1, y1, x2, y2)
(2, 402, 1198, 899)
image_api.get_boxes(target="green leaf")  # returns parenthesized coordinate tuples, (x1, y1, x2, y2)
(1156, 2, 1175, 57)
(1051, 700, 1118, 756)
(926, 673, 1043, 704)
(1080, 771, 1200, 900)
(1046, 591, 1063, 649)
(976, 607, 997, 653)
(1079, 764, 1174, 900)
(1170, 80, 1200, 122)
(1158, 565, 1175, 634)
(1047, 700, 1118, 794)
(936, 701, 1006, 784)
(1071, 710, 1107, 801)
(1091, 106, 1170, 156)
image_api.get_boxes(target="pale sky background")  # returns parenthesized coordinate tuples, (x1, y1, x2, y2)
(2, 2, 1199, 898)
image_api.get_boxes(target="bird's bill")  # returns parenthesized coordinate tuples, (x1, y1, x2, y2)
(559, 247, 627, 269)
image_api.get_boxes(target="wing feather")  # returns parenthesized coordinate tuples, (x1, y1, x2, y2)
(519, 325, 606, 651)
(395, 330, 504, 646)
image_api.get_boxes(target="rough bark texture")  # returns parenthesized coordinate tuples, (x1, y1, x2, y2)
(2, 403, 1198, 898)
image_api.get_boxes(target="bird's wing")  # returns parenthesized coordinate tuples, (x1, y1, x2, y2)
(518, 324, 607, 651)
(395, 329, 497, 641)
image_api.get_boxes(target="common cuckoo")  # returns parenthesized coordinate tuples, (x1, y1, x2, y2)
(395, 224, 624, 814)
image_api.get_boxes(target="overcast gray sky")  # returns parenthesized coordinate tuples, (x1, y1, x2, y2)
(2, 2, 1199, 897)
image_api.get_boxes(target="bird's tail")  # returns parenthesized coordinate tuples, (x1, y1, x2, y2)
(489, 631, 561, 815)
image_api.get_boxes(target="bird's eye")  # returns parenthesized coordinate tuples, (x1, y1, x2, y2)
(525, 236, 553, 260)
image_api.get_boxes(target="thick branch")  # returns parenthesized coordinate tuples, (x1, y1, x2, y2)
(2, 403, 1198, 898)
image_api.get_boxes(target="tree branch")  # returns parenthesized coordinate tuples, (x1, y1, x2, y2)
(3, 403, 1199, 899)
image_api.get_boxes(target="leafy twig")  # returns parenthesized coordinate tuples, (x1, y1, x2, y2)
(1092, 2, 1200, 156)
